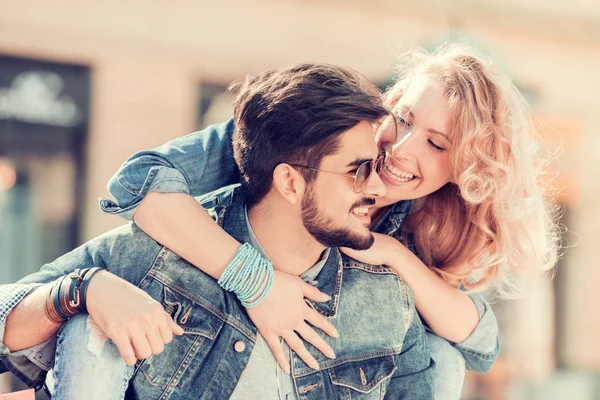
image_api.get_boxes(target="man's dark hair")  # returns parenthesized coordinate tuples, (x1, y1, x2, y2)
(229, 63, 388, 207)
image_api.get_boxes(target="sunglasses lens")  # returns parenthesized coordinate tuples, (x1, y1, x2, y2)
(353, 161, 372, 193)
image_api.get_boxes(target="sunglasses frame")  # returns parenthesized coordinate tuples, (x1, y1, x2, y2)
(288, 154, 385, 193)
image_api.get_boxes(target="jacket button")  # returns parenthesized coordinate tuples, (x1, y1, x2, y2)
(234, 340, 246, 353)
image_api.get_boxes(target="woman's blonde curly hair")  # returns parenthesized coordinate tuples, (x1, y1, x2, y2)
(384, 42, 560, 299)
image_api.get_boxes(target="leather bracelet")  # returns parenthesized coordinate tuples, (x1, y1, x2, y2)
(44, 282, 67, 324)
(52, 278, 71, 320)
(51, 268, 103, 319)
(78, 267, 101, 313)
(52, 270, 85, 319)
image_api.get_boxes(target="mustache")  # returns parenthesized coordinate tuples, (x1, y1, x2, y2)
(349, 198, 376, 212)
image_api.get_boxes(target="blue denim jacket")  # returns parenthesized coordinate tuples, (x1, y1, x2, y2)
(100, 118, 499, 376)
(1, 185, 435, 399)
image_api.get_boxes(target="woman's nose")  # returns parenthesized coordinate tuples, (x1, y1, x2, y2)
(390, 129, 418, 160)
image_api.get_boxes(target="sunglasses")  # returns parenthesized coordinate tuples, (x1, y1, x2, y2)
(289, 154, 385, 193)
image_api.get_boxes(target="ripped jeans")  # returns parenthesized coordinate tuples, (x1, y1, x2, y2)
(47, 315, 466, 399)
(50, 315, 134, 399)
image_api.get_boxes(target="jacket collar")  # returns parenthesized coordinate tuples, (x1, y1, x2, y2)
(220, 188, 343, 317)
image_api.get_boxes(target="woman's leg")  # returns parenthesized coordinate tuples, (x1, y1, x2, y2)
(427, 331, 466, 399)
(51, 314, 134, 399)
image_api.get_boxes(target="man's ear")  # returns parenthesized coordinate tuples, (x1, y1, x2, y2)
(272, 164, 306, 205)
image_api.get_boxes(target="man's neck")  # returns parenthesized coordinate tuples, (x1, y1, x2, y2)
(247, 202, 326, 277)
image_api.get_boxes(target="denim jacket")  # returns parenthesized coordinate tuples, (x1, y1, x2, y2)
(100, 118, 499, 375)
(1, 185, 434, 399)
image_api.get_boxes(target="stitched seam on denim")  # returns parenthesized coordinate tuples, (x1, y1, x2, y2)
(342, 264, 397, 274)
(294, 349, 402, 378)
(148, 178, 189, 192)
(148, 272, 220, 338)
(453, 346, 496, 359)
(148, 269, 255, 342)
(329, 357, 396, 393)
(134, 244, 167, 292)
(141, 334, 204, 389)
(292, 370, 327, 400)
(309, 251, 343, 318)
(115, 166, 159, 196)
(169, 334, 208, 388)
(202, 338, 237, 400)
(146, 242, 255, 340)
(400, 278, 411, 330)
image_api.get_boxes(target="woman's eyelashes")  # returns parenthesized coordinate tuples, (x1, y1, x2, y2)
(428, 139, 446, 152)
(391, 112, 448, 152)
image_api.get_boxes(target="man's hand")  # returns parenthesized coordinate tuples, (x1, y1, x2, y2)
(246, 270, 339, 373)
(85, 271, 184, 366)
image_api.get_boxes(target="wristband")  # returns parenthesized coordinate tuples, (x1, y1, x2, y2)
(218, 243, 275, 308)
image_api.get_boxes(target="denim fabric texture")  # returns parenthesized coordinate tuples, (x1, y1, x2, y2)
(2, 185, 435, 399)
(101, 117, 499, 375)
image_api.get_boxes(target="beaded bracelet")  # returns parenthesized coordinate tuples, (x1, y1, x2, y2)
(218, 243, 275, 308)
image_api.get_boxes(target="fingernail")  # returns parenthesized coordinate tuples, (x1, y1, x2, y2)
(332, 329, 340, 338)
(284, 365, 291, 374)
(324, 295, 332, 301)
(327, 350, 336, 359)
(311, 361, 320, 370)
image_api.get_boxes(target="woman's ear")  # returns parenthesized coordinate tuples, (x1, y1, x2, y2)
(272, 164, 306, 205)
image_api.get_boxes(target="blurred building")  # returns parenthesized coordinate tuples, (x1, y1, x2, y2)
(0, 0, 598, 398)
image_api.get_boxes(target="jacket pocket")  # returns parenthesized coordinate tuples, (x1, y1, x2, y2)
(139, 284, 224, 389)
(328, 355, 397, 398)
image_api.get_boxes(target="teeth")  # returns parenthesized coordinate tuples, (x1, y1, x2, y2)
(384, 164, 416, 182)
(351, 207, 369, 216)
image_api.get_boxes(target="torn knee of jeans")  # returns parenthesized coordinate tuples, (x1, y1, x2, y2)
(86, 317, 109, 357)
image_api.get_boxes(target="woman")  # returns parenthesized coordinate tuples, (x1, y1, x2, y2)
(101, 42, 559, 397)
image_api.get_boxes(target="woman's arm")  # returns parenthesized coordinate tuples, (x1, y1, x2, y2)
(341, 233, 479, 342)
(100, 119, 240, 220)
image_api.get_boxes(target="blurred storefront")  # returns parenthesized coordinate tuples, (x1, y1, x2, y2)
(0, 0, 598, 398)
(0, 54, 90, 396)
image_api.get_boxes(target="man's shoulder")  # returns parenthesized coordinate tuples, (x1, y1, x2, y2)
(339, 253, 396, 274)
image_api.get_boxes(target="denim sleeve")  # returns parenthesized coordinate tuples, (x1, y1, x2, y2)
(450, 293, 499, 373)
(100, 118, 240, 221)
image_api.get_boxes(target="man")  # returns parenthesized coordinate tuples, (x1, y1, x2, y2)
(0, 63, 434, 399)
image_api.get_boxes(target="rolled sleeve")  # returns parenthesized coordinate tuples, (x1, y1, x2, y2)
(0, 283, 54, 387)
(100, 118, 240, 221)
(452, 294, 499, 373)
(100, 164, 190, 220)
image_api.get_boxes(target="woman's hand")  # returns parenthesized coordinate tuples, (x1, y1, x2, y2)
(246, 270, 339, 373)
(341, 232, 403, 267)
(86, 270, 185, 366)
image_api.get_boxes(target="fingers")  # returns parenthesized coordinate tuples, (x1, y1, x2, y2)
(282, 332, 319, 370)
(169, 316, 185, 336)
(130, 329, 153, 360)
(158, 321, 174, 345)
(146, 326, 165, 356)
(305, 308, 339, 339)
(295, 323, 336, 360)
(300, 281, 331, 303)
(112, 335, 137, 366)
(264, 334, 291, 374)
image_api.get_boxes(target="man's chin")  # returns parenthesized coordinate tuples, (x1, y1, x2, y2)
(312, 230, 374, 250)
(336, 232, 374, 251)
(350, 233, 374, 250)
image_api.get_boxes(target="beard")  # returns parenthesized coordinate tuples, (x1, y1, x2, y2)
(301, 187, 374, 250)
